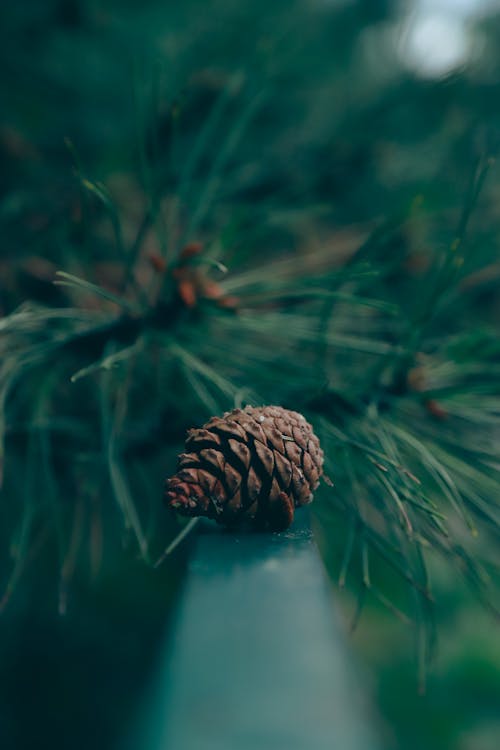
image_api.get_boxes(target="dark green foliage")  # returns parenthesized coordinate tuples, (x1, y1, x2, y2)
(1, 1, 500, 747)
(2, 0, 500, 631)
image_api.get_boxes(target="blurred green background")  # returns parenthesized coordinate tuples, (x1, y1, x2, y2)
(1, 1, 500, 749)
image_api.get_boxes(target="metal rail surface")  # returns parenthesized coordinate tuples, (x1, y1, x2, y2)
(132, 514, 381, 750)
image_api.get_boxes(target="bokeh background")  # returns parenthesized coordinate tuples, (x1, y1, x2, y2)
(1, 1, 500, 749)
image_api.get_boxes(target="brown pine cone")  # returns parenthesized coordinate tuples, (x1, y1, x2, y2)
(164, 405, 324, 531)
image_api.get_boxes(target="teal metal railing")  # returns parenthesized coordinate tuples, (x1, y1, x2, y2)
(128, 514, 381, 750)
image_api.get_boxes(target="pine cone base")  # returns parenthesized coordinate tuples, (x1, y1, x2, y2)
(165, 405, 324, 531)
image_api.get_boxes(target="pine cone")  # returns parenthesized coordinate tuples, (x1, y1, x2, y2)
(164, 405, 324, 531)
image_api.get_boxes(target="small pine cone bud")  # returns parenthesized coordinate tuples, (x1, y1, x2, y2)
(164, 405, 324, 532)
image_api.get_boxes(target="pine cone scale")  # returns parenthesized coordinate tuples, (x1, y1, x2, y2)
(274, 451, 293, 489)
(266, 427, 286, 453)
(165, 405, 325, 531)
(204, 445, 242, 506)
(247, 465, 263, 503)
(185, 431, 220, 452)
(254, 440, 275, 476)
(228, 439, 251, 470)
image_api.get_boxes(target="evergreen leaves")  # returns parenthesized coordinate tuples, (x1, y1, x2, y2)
(0, 8, 499, 676)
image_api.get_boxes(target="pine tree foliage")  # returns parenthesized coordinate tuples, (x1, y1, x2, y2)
(1, 2, 499, 674)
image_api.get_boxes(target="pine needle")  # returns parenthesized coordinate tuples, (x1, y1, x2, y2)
(154, 518, 200, 568)
(54, 271, 140, 314)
